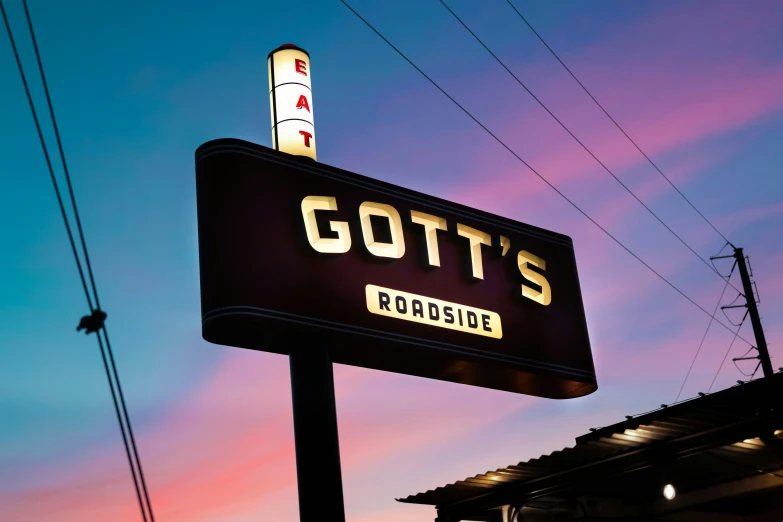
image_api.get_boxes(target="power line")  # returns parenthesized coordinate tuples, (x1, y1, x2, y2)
(746, 360, 762, 381)
(0, 3, 146, 520)
(504, 0, 732, 246)
(708, 309, 749, 393)
(674, 258, 734, 403)
(2, 1, 155, 520)
(100, 324, 155, 522)
(0, 0, 92, 312)
(95, 332, 150, 522)
(20, 0, 102, 308)
(437, 0, 742, 296)
(21, 0, 157, 517)
(338, 0, 753, 347)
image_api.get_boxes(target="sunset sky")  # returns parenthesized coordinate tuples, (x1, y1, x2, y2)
(1, 0, 782, 521)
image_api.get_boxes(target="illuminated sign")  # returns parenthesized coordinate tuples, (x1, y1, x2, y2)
(268, 44, 316, 160)
(300, 196, 552, 307)
(365, 285, 503, 339)
(195, 139, 596, 399)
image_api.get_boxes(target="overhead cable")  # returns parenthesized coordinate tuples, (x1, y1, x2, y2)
(438, 0, 742, 296)
(674, 258, 734, 403)
(0, 0, 92, 310)
(708, 310, 749, 392)
(338, 0, 754, 347)
(504, 0, 733, 246)
(20, 1, 156, 516)
(2, 1, 155, 520)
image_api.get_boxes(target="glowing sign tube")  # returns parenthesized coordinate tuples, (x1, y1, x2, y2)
(268, 44, 316, 160)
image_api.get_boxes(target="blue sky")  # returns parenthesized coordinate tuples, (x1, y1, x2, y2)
(1, 0, 782, 520)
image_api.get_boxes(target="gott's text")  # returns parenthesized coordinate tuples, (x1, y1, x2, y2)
(301, 196, 552, 306)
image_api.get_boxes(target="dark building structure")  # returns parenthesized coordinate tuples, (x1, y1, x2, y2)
(399, 371, 783, 521)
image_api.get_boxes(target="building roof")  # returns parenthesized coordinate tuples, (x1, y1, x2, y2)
(399, 372, 783, 520)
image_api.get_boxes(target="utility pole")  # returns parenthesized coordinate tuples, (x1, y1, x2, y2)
(733, 247, 774, 379)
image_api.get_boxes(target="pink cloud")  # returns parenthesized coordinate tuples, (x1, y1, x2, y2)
(432, 0, 783, 222)
(1, 352, 533, 522)
(0, 351, 301, 522)
(337, 373, 529, 473)
(755, 253, 783, 300)
(445, 64, 783, 215)
(586, 149, 736, 238)
(715, 201, 783, 235)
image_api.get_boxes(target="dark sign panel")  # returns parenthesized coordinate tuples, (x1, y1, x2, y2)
(195, 139, 596, 398)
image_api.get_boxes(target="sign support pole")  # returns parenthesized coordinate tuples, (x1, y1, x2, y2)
(289, 342, 346, 522)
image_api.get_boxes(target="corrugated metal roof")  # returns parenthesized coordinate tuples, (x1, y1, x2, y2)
(398, 372, 783, 510)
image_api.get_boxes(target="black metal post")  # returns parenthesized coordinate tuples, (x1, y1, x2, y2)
(734, 248, 774, 379)
(289, 342, 346, 522)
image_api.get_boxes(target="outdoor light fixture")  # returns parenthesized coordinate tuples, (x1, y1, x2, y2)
(663, 484, 676, 500)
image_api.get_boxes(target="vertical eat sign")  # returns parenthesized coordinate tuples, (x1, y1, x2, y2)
(268, 44, 316, 160)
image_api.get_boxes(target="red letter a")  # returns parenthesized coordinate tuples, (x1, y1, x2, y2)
(296, 95, 311, 112)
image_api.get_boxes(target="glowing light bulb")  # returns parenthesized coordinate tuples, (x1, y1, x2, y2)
(663, 484, 676, 500)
